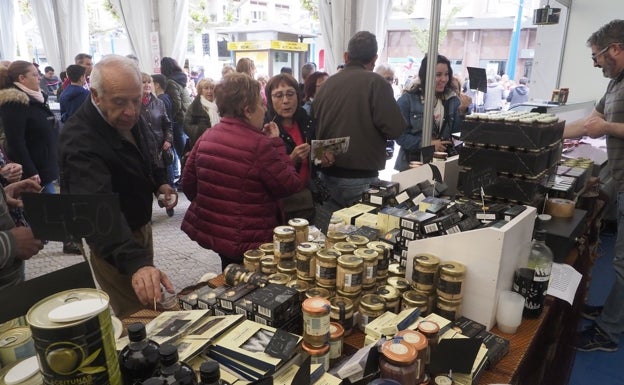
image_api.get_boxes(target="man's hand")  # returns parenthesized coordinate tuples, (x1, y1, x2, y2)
(131, 266, 175, 306)
(162, 141, 172, 151)
(0, 163, 23, 183)
(10, 227, 44, 260)
(4, 179, 42, 208)
(584, 115, 608, 138)
(157, 184, 178, 209)
(432, 139, 452, 152)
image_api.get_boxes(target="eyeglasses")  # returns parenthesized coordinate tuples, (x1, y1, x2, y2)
(271, 90, 297, 100)
(591, 43, 621, 63)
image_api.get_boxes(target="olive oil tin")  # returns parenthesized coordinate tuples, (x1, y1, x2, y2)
(0, 327, 35, 367)
(26, 289, 121, 385)
(0, 356, 43, 385)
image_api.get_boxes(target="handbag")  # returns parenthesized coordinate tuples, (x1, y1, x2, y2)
(281, 188, 315, 221)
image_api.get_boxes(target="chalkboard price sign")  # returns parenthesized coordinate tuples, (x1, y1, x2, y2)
(22, 193, 122, 242)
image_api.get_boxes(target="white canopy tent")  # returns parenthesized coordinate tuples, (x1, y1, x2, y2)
(0, 0, 17, 61)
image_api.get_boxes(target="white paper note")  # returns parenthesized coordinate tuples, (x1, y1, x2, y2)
(546, 263, 582, 305)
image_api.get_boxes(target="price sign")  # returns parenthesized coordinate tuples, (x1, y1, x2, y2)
(22, 193, 122, 242)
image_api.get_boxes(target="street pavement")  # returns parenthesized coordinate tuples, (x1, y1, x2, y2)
(24, 192, 222, 293)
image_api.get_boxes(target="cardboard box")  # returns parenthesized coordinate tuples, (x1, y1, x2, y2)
(405, 206, 536, 329)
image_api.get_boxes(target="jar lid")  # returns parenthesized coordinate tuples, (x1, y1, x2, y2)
(402, 290, 428, 306)
(316, 249, 341, 260)
(267, 273, 290, 285)
(366, 241, 392, 252)
(415, 253, 440, 267)
(330, 296, 354, 312)
(288, 218, 309, 227)
(260, 256, 277, 265)
(395, 329, 428, 351)
(297, 242, 320, 254)
(302, 341, 329, 355)
(388, 263, 405, 275)
(345, 234, 369, 246)
(278, 260, 296, 271)
(286, 280, 309, 291)
(326, 230, 347, 241)
(387, 277, 410, 291)
(334, 242, 358, 254)
(274, 225, 295, 236)
(259, 243, 274, 253)
(439, 261, 466, 276)
(306, 287, 331, 299)
(302, 297, 331, 314)
(381, 339, 417, 364)
(360, 294, 385, 312)
(436, 295, 463, 306)
(338, 255, 363, 268)
(418, 320, 440, 334)
(376, 285, 400, 301)
(354, 248, 378, 261)
(244, 249, 264, 260)
(329, 322, 345, 339)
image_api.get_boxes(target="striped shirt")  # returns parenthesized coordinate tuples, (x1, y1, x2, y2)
(597, 71, 624, 191)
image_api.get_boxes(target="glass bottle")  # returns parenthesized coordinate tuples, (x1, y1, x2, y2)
(155, 343, 197, 385)
(118, 322, 161, 385)
(513, 229, 553, 317)
(199, 359, 230, 385)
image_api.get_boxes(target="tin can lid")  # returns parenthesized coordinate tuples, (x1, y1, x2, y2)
(27, 289, 109, 328)
(381, 340, 417, 364)
(0, 327, 31, 348)
(4, 356, 39, 385)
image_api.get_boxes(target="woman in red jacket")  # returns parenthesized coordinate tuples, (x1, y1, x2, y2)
(181, 73, 301, 269)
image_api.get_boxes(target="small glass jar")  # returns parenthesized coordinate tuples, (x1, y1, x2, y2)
(267, 272, 290, 286)
(437, 261, 466, 300)
(285, 279, 309, 302)
(333, 241, 358, 256)
(358, 294, 385, 332)
(367, 241, 392, 278)
(394, 329, 427, 382)
(325, 230, 347, 250)
(412, 254, 440, 292)
(288, 218, 310, 245)
(388, 263, 406, 278)
(417, 320, 440, 365)
(273, 225, 296, 261)
(315, 281, 336, 298)
(329, 297, 354, 337)
(277, 259, 297, 278)
(336, 288, 362, 311)
(302, 342, 330, 373)
(345, 234, 369, 247)
(259, 242, 274, 255)
(302, 297, 331, 347)
(306, 287, 331, 300)
(387, 276, 411, 294)
(315, 249, 341, 286)
(296, 242, 320, 280)
(336, 255, 364, 293)
(329, 322, 344, 365)
(376, 285, 400, 313)
(223, 263, 246, 286)
(243, 271, 268, 287)
(243, 249, 264, 273)
(260, 256, 278, 275)
(355, 248, 379, 286)
(401, 290, 429, 314)
(379, 339, 419, 385)
(434, 296, 462, 321)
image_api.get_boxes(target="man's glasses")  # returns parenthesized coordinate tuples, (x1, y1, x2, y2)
(271, 91, 297, 100)
(592, 43, 621, 63)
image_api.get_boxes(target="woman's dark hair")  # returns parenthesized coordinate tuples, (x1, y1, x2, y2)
(215, 73, 261, 119)
(303, 71, 329, 101)
(418, 54, 453, 94)
(160, 57, 183, 77)
(0, 60, 34, 89)
(265, 73, 299, 117)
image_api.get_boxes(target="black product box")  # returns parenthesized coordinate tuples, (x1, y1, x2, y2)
(503, 205, 527, 222)
(456, 201, 481, 218)
(459, 143, 560, 177)
(217, 282, 258, 311)
(460, 119, 564, 149)
(460, 169, 551, 204)
(419, 197, 451, 214)
(475, 330, 510, 369)
(542, 208, 588, 262)
(370, 180, 400, 196)
(247, 283, 300, 322)
(444, 216, 482, 235)
(400, 227, 423, 242)
(475, 203, 509, 222)
(234, 297, 255, 319)
(196, 286, 228, 312)
(417, 180, 435, 197)
(213, 306, 236, 316)
(253, 313, 303, 334)
(399, 210, 436, 232)
(380, 228, 401, 247)
(434, 212, 462, 231)
(361, 188, 395, 207)
(349, 225, 381, 242)
(452, 316, 486, 338)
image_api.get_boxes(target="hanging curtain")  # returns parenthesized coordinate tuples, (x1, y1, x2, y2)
(29, 0, 88, 70)
(319, 0, 392, 73)
(111, 0, 154, 72)
(157, 0, 188, 67)
(0, 0, 17, 60)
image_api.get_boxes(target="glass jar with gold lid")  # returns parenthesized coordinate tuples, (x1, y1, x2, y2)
(437, 261, 466, 300)
(288, 218, 310, 245)
(296, 242, 320, 280)
(354, 248, 378, 286)
(273, 225, 296, 261)
(286, 279, 309, 301)
(325, 230, 347, 250)
(336, 255, 363, 293)
(267, 272, 290, 286)
(367, 241, 392, 277)
(277, 259, 297, 278)
(329, 296, 355, 336)
(315, 249, 341, 286)
(358, 293, 385, 332)
(434, 296, 462, 321)
(243, 249, 264, 273)
(387, 276, 410, 294)
(306, 287, 331, 300)
(345, 234, 369, 247)
(375, 284, 400, 313)
(401, 290, 429, 314)
(388, 263, 405, 278)
(333, 242, 358, 255)
(412, 253, 440, 292)
(259, 242, 274, 255)
(260, 256, 278, 275)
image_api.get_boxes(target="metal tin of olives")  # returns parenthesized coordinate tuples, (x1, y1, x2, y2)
(26, 288, 121, 385)
(0, 327, 35, 367)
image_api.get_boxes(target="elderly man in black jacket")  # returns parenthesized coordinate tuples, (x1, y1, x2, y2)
(58, 55, 177, 318)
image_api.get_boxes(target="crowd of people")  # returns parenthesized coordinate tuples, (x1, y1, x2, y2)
(0, 21, 623, 354)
